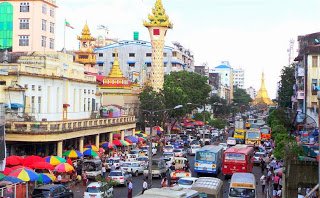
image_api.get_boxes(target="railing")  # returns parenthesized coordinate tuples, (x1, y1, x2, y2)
(0, 182, 28, 198)
(5, 116, 135, 134)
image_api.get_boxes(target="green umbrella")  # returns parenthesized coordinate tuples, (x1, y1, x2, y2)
(0, 173, 5, 180)
(83, 148, 98, 157)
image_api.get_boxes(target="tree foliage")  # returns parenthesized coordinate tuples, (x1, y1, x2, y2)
(233, 87, 252, 106)
(208, 118, 228, 129)
(277, 64, 295, 108)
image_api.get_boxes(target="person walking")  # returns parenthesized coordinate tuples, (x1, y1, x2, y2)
(273, 173, 280, 191)
(260, 175, 266, 194)
(82, 171, 88, 187)
(127, 179, 133, 198)
(261, 158, 265, 174)
(161, 177, 168, 187)
(142, 178, 148, 194)
(101, 164, 106, 178)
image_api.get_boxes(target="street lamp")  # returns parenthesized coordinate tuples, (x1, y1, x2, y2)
(143, 104, 183, 187)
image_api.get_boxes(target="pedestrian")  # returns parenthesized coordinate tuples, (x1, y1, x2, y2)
(142, 178, 148, 194)
(161, 177, 168, 187)
(111, 163, 116, 171)
(260, 175, 266, 194)
(82, 171, 88, 187)
(127, 179, 133, 198)
(273, 173, 280, 191)
(57, 174, 62, 184)
(101, 163, 106, 178)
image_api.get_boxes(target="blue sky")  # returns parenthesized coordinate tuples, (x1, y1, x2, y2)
(56, 0, 320, 98)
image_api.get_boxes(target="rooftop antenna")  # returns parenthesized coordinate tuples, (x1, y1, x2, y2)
(97, 25, 109, 39)
(287, 39, 294, 65)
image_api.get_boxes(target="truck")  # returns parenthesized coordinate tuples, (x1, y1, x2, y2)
(170, 157, 191, 185)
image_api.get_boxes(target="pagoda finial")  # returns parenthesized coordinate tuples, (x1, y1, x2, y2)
(108, 49, 124, 78)
(77, 23, 95, 41)
(143, 0, 173, 28)
(252, 72, 274, 106)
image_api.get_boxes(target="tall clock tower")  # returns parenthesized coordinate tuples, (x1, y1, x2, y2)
(144, 0, 172, 92)
(75, 23, 96, 68)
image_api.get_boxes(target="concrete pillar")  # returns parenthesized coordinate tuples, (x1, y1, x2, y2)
(121, 130, 125, 141)
(79, 137, 84, 153)
(95, 134, 100, 148)
(45, 144, 49, 156)
(109, 132, 113, 143)
(57, 141, 63, 157)
(132, 128, 135, 136)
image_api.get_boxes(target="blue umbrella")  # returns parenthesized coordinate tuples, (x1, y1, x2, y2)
(2, 176, 23, 183)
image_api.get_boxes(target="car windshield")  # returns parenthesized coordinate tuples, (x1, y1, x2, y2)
(86, 186, 101, 193)
(32, 189, 50, 197)
(163, 153, 173, 157)
(247, 132, 260, 139)
(164, 146, 173, 149)
(83, 162, 99, 171)
(137, 158, 147, 161)
(178, 179, 194, 185)
(122, 163, 131, 167)
(173, 149, 182, 152)
(109, 172, 122, 176)
(260, 128, 270, 134)
(191, 146, 200, 149)
(195, 151, 216, 162)
(130, 150, 139, 154)
(229, 188, 255, 198)
(225, 153, 245, 161)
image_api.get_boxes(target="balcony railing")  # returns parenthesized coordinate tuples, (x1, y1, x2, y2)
(297, 90, 305, 100)
(5, 116, 135, 134)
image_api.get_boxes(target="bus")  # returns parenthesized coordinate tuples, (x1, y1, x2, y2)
(233, 129, 246, 144)
(136, 186, 199, 198)
(222, 145, 254, 177)
(191, 177, 223, 198)
(228, 173, 257, 198)
(194, 145, 223, 176)
(260, 125, 271, 141)
(245, 129, 261, 146)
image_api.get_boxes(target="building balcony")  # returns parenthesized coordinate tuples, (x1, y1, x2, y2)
(5, 116, 135, 134)
(297, 90, 305, 100)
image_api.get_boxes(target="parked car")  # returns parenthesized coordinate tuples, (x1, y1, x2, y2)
(253, 151, 266, 165)
(120, 161, 144, 176)
(141, 146, 157, 156)
(188, 145, 201, 155)
(127, 149, 141, 159)
(173, 148, 186, 157)
(82, 159, 102, 179)
(108, 170, 132, 186)
(84, 182, 113, 198)
(163, 145, 174, 153)
(32, 184, 73, 198)
(177, 177, 198, 189)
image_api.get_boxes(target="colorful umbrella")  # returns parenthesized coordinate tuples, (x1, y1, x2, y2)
(6, 156, 23, 166)
(66, 158, 73, 166)
(1, 176, 23, 183)
(22, 156, 44, 167)
(83, 149, 98, 157)
(153, 126, 164, 131)
(0, 172, 5, 180)
(45, 156, 66, 166)
(8, 168, 39, 182)
(101, 142, 116, 149)
(31, 162, 54, 170)
(11, 165, 31, 170)
(62, 150, 83, 158)
(125, 138, 133, 144)
(54, 163, 74, 173)
(99, 148, 105, 153)
(138, 137, 146, 142)
(113, 133, 121, 139)
(2, 167, 13, 175)
(84, 145, 99, 152)
(121, 140, 131, 146)
(37, 173, 56, 184)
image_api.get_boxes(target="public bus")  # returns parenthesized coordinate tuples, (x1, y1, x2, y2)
(260, 125, 272, 141)
(194, 145, 223, 176)
(222, 145, 254, 178)
(228, 173, 257, 198)
(245, 129, 261, 146)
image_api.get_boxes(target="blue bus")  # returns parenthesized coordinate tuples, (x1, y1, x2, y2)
(194, 145, 223, 176)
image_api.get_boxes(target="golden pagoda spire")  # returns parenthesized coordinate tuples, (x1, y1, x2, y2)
(108, 49, 124, 78)
(77, 23, 95, 41)
(253, 72, 274, 105)
(143, 0, 173, 28)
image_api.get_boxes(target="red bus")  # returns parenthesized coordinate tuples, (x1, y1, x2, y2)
(260, 126, 272, 141)
(222, 145, 254, 178)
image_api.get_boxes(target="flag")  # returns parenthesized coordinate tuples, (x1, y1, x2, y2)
(65, 20, 74, 29)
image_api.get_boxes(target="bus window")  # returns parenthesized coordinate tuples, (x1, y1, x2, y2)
(225, 153, 245, 161)
(196, 151, 215, 161)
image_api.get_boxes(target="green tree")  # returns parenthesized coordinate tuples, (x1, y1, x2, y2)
(208, 95, 231, 118)
(277, 64, 295, 108)
(208, 118, 228, 129)
(233, 87, 252, 106)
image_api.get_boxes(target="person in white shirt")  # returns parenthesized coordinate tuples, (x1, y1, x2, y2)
(57, 174, 62, 184)
(142, 178, 148, 194)
(101, 165, 106, 178)
(128, 179, 133, 198)
(260, 175, 266, 193)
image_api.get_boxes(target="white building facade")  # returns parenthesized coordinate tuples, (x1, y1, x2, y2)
(233, 68, 245, 89)
(246, 86, 257, 99)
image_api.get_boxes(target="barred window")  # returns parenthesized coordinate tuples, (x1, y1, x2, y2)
(19, 19, 29, 29)
(20, 2, 29, 12)
(19, 35, 29, 46)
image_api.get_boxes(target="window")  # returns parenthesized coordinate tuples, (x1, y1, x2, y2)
(38, 96, 41, 113)
(98, 63, 104, 67)
(129, 53, 135, 57)
(146, 53, 152, 57)
(163, 53, 167, 57)
(164, 63, 167, 67)
(312, 102, 318, 113)
(50, 9, 54, 17)
(129, 63, 135, 67)
(20, 2, 29, 12)
(41, 36, 46, 47)
(0, 81, 6, 85)
(38, 85, 42, 91)
(31, 85, 35, 91)
(49, 38, 54, 49)
(42, 4, 47, 14)
(312, 79, 318, 95)
(31, 96, 35, 113)
(92, 90, 94, 94)
(88, 98, 90, 111)
(50, 22, 54, 33)
(84, 89, 86, 94)
(146, 63, 151, 67)
(42, 19, 47, 31)
(172, 51, 177, 57)
(88, 90, 90, 94)
(84, 98, 86, 111)
(19, 19, 29, 29)
(312, 56, 318, 67)
(19, 35, 29, 46)
(112, 53, 116, 57)
(24, 84, 28, 89)
(153, 29, 160, 35)
(98, 53, 103, 57)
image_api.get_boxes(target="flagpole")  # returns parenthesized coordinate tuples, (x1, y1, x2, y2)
(63, 18, 66, 51)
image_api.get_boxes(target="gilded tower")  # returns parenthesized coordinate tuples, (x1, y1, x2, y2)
(144, 0, 172, 92)
(75, 23, 96, 67)
(252, 72, 274, 105)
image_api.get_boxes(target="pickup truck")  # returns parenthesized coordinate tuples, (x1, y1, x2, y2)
(120, 161, 144, 176)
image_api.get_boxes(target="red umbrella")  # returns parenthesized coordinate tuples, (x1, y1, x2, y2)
(1, 167, 13, 175)
(6, 156, 23, 166)
(193, 121, 204, 126)
(66, 158, 73, 166)
(22, 156, 44, 167)
(113, 133, 121, 139)
(138, 137, 146, 142)
(31, 162, 54, 170)
(112, 140, 122, 146)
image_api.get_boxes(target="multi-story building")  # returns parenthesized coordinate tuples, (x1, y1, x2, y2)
(246, 86, 257, 99)
(293, 32, 320, 126)
(0, 0, 57, 52)
(208, 72, 220, 95)
(233, 67, 245, 89)
(94, 39, 194, 86)
(194, 65, 208, 76)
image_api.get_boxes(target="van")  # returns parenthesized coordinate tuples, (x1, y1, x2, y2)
(135, 186, 199, 198)
(143, 159, 167, 178)
(82, 159, 102, 179)
(229, 173, 256, 198)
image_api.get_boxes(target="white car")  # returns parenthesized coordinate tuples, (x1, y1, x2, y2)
(128, 149, 141, 159)
(84, 182, 113, 198)
(107, 157, 121, 169)
(227, 137, 236, 146)
(177, 177, 198, 189)
(218, 143, 228, 151)
(136, 156, 149, 168)
(188, 145, 201, 155)
(163, 145, 174, 153)
(108, 170, 132, 186)
(120, 161, 144, 176)
(173, 148, 185, 157)
(163, 152, 174, 159)
(141, 146, 157, 156)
